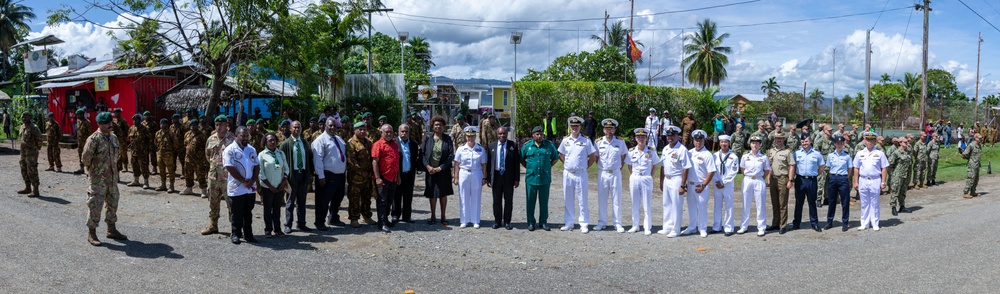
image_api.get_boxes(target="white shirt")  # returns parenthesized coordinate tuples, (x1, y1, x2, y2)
(660, 141, 692, 177)
(627, 145, 660, 176)
(311, 131, 347, 178)
(420, 109, 431, 123)
(558, 134, 596, 171)
(740, 151, 770, 178)
(291, 136, 307, 171)
(853, 147, 888, 178)
(645, 115, 660, 135)
(223, 142, 258, 196)
(659, 117, 673, 135)
(687, 146, 717, 182)
(455, 143, 487, 171)
(596, 136, 628, 171)
(494, 140, 513, 171)
(714, 149, 739, 185)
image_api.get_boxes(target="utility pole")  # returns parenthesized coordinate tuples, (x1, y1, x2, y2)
(363, 8, 394, 75)
(975, 32, 982, 124)
(832, 47, 836, 122)
(916, 0, 930, 129)
(630, 0, 635, 36)
(680, 29, 685, 88)
(865, 29, 872, 127)
(603, 10, 609, 48)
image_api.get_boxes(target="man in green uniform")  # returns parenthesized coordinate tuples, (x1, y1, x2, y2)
(18, 112, 43, 197)
(889, 138, 912, 216)
(276, 119, 290, 143)
(886, 138, 899, 189)
(82, 112, 128, 246)
(142, 111, 159, 175)
(479, 112, 499, 147)
(450, 114, 468, 150)
(126, 114, 150, 188)
(814, 125, 833, 207)
(520, 126, 558, 231)
(407, 112, 425, 147)
(75, 109, 92, 174)
(767, 131, 794, 232)
(913, 133, 929, 189)
(247, 119, 263, 154)
(201, 115, 236, 235)
(44, 112, 62, 172)
(927, 133, 941, 186)
(181, 119, 206, 196)
(155, 118, 177, 192)
(346, 121, 376, 227)
(785, 125, 800, 152)
(961, 134, 982, 199)
(751, 120, 770, 155)
(171, 114, 186, 177)
(337, 116, 352, 140)
(112, 109, 129, 172)
(731, 123, 746, 159)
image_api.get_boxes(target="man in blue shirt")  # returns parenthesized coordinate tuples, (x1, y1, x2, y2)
(825, 136, 853, 231)
(393, 124, 420, 223)
(790, 134, 825, 233)
(943, 122, 953, 148)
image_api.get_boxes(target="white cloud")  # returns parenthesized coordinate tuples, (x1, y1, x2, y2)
(779, 59, 798, 76)
(635, 9, 655, 23)
(738, 40, 754, 54)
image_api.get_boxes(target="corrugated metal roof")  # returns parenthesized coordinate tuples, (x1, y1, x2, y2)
(40, 63, 198, 83)
(37, 80, 91, 89)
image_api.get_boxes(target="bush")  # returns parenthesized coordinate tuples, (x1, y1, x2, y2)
(339, 95, 404, 128)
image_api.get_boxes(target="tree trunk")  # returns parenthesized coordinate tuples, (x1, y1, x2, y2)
(206, 66, 227, 119)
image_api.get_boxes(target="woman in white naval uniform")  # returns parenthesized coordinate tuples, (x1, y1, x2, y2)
(658, 126, 692, 237)
(739, 135, 771, 237)
(711, 135, 739, 236)
(453, 126, 488, 228)
(683, 130, 716, 237)
(626, 128, 659, 235)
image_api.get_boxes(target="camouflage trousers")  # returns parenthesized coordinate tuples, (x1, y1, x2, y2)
(77, 146, 85, 170)
(158, 151, 176, 184)
(175, 150, 185, 176)
(913, 159, 927, 186)
(131, 148, 149, 178)
(148, 148, 158, 174)
(964, 165, 980, 195)
(347, 181, 374, 220)
(817, 169, 828, 204)
(183, 156, 207, 189)
(20, 154, 39, 186)
(87, 181, 120, 228)
(47, 143, 61, 169)
(886, 167, 895, 188)
(117, 139, 128, 171)
(890, 173, 909, 208)
(207, 180, 232, 221)
(927, 158, 939, 184)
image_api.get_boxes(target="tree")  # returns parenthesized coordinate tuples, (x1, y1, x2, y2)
(590, 20, 643, 64)
(880, 73, 891, 85)
(760, 76, 779, 96)
(808, 88, 825, 114)
(0, 0, 35, 81)
(114, 19, 169, 69)
(682, 18, 731, 89)
(521, 46, 635, 83)
(407, 36, 434, 68)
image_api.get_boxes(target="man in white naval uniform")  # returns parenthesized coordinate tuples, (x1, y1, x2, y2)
(658, 126, 692, 237)
(645, 108, 660, 150)
(559, 116, 597, 233)
(681, 130, 716, 237)
(853, 131, 888, 231)
(739, 135, 771, 237)
(594, 119, 629, 232)
(627, 128, 659, 235)
(711, 134, 739, 236)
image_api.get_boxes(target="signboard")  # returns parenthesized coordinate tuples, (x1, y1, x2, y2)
(95, 77, 110, 92)
(417, 85, 436, 101)
(23, 50, 48, 73)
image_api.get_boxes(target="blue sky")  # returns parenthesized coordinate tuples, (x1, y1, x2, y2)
(21, 0, 1000, 101)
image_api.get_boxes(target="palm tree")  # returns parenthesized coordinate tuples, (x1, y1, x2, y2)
(407, 36, 434, 69)
(0, 0, 35, 79)
(590, 20, 643, 64)
(760, 76, 780, 96)
(682, 18, 731, 89)
(809, 88, 825, 114)
(880, 73, 891, 84)
(898, 72, 919, 101)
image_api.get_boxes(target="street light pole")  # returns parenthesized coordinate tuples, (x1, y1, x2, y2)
(363, 8, 394, 75)
(511, 32, 522, 81)
(398, 32, 408, 74)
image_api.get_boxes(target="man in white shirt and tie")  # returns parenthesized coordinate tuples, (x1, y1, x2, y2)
(280, 121, 316, 233)
(312, 117, 348, 227)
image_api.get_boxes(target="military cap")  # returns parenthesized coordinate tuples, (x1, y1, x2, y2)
(340, 115, 350, 122)
(47, 112, 55, 117)
(171, 114, 181, 119)
(363, 112, 372, 118)
(76, 109, 85, 115)
(532, 126, 543, 133)
(832, 135, 845, 143)
(199, 114, 206, 119)
(189, 119, 199, 126)
(718, 134, 731, 141)
(463, 126, 479, 135)
(378, 115, 387, 121)
(486, 112, 496, 118)
(309, 116, 317, 122)
(131, 114, 142, 120)
(749, 135, 762, 142)
(863, 131, 877, 139)
(143, 111, 151, 116)
(649, 108, 656, 112)
(246, 119, 256, 125)
(663, 126, 681, 136)
(601, 118, 619, 128)
(692, 129, 707, 139)
(410, 111, 418, 117)
(772, 132, 786, 139)
(113, 108, 122, 113)
(633, 128, 649, 136)
(96, 112, 113, 124)
(455, 114, 464, 120)
(800, 133, 811, 140)
(159, 118, 168, 124)
(254, 119, 264, 125)
(353, 121, 366, 128)
(214, 115, 228, 123)
(279, 120, 290, 126)
(567, 116, 584, 126)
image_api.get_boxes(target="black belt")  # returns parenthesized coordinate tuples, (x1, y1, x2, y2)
(830, 174, 848, 177)
(293, 169, 307, 173)
(797, 176, 817, 180)
(861, 176, 880, 180)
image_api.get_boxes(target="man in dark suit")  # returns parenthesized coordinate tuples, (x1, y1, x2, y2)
(280, 121, 317, 232)
(393, 124, 420, 223)
(486, 126, 521, 230)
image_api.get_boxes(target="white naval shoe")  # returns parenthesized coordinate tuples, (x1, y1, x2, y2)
(643, 230, 652, 236)
(857, 226, 868, 231)
(615, 225, 625, 233)
(872, 225, 880, 231)
(459, 223, 468, 228)
(657, 229, 668, 235)
(581, 226, 589, 234)
(757, 231, 766, 237)
(592, 225, 605, 231)
(560, 225, 572, 231)
(736, 228, 748, 234)
(700, 231, 708, 238)
(666, 232, 679, 238)
(627, 226, 640, 233)
(680, 227, 695, 236)
(473, 223, 480, 229)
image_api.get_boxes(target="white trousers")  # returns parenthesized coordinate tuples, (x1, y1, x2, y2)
(859, 177, 881, 229)
(597, 170, 623, 227)
(661, 176, 683, 234)
(686, 182, 710, 232)
(741, 177, 768, 233)
(629, 174, 653, 231)
(458, 169, 482, 225)
(563, 170, 590, 227)
(712, 182, 735, 233)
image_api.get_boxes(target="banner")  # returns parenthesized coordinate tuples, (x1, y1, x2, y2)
(95, 77, 110, 91)
(417, 85, 436, 101)
(23, 50, 48, 73)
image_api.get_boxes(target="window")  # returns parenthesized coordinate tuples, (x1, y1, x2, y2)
(502, 90, 508, 106)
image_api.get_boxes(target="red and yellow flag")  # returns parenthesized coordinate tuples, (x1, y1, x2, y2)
(627, 34, 642, 62)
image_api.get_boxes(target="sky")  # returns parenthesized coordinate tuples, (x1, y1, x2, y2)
(19, 0, 1000, 101)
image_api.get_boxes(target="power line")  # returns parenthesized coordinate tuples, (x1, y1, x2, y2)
(981, 0, 1000, 16)
(871, 0, 893, 29)
(892, 2, 916, 78)
(388, 0, 761, 24)
(958, 0, 1000, 33)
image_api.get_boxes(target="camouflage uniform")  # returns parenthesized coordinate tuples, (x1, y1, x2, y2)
(786, 129, 800, 151)
(479, 119, 498, 147)
(346, 134, 375, 220)
(19, 122, 43, 188)
(45, 119, 62, 170)
(82, 131, 120, 229)
(885, 144, 898, 189)
(407, 117, 424, 146)
(815, 133, 833, 204)
(888, 146, 912, 209)
(366, 125, 380, 143)
(927, 138, 940, 185)
(912, 140, 927, 187)
(128, 123, 150, 181)
(731, 129, 746, 159)
(961, 139, 982, 197)
(112, 117, 129, 171)
(171, 123, 186, 176)
(77, 118, 93, 172)
(450, 121, 469, 150)
(249, 128, 265, 153)
(156, 127, 177, 190)
(183, 127, 208, 190)
(143, 119, 159, 174)
(205, 131, 236, 221)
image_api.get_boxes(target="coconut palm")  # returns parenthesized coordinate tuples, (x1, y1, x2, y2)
(0, 0, 35, 79)
(880, 73, 891, 84)
(682, 18, 731, 89)
(808, 88, 825, 114)
(760, 76, 780, 96)
(407, 36, 434, 69)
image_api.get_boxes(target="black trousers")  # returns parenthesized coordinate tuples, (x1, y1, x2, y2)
(392, 170, 416, 220)
(377, 181, 397, 226)
(284, 169, 309, 228)
(793, 176, 819, 226)
(827, 174, 851, 223)
(320, 171, 346, 225)
(230, 193, 255, 238)
(260, 189, 283, 233)
(491, 170, 515, 225)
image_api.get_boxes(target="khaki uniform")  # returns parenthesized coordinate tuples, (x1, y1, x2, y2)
(768, 144, 795, 228)
(171, 124, 186, 175)
(20, 123, 43, 186)
(183, 128, 208, 189)
(77, 118, 93, 171)
(81, 131, 120, 228)
(407, 118, 424, 147)
(249, 129, 265, 154)
(205, 131, 236, 221)
(45, 120, 62, 170)
(450, 122, 469, 150)
(888, 147, 912, 209)
(156, 128, 176, 187)
(112, 118, 129, 171)
(479, 119, 498, 147)
(128, 124, 150, 179)
(346, 134, 375, 220)
(961, 140, 982, 196)
(681, 116, 696, 148)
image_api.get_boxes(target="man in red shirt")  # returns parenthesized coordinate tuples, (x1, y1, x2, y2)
(372, 123, 401, 233)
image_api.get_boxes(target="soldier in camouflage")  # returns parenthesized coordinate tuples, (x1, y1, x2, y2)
(142, 111, 160, 175)
(785, 125, 800, 152)
(346, 121, 376, 227)
(44, 112, 62, 172)
(74, 109, 92, 174)
(886, 138, 899, 189)
(247, 119, 263, 154)
(171, 114, 186, 177)
(479, 112, 499, 147)
(927, 133, 941, 186)
(888, 138, 912, 216)
(126, 114, 151, 188)
(450, 114, 468, 150)
(18, 112, 43, 197)
(961, 134, 982, 199)
(815, 125, 833, 207)
(408, 112, 425, 147)
(155, 118, 177, 192)
(82, 112, 128, 246)
(337, 116, 353, 140)
(305, 117, 321, 142)
(277, 119, 291, 143)
(112, 109, 129, 172)
(913, 133, 929, 189)
(731, 123, 746, 159)
(201, 115, 236, 235)
(751, 120, 770, 155)
(181, 119, 207, 196)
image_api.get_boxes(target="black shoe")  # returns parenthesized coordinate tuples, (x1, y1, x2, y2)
(891, 207, 898, 216)
(724, 232, 734, 237)
(900, 207, 912, 213)
(386, 221, 395, 228)
(779, 227, 788, 235)
(297, 225, 313, 231)
(765, 225, 778, 231)
(401, 218, 413, 223)
(379, 225, 391, 233)
(812, 224, 822, 232)
(245, 235, 258, 243)
(791, 225, 800, 231)
(231, 235, 240, 244)
(823, 222, 833, 230)
(426, 218, 437, 225)
(329, 220, 347, 227)
(817, 201, 824, 208)
(842, 224, 849, 232)
(315, 225, 330, 231)
(528, 224, 536, 231)
(492, 223, 502, 229)
(506, 224, 513, 230)
(391, 216, 400, 224)
(541, 224, 550, 231)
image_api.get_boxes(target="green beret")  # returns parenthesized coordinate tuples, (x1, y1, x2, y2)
(143, 111, 151, 116)
(199, 114, 206, 119)
(378, 115, 387, 121)
(113, 108, 121, 112)
(410, 111, 417, 117)
(171, 114, 180, 119)
(455, 114, 464, 120)
(309, 117, 317, 122)
(159, 118, 168, 124)
(254, 119, 264, 125)
(341, 115, 350, 121)
(246, 119, 256, 125)
(131, 114, 142, 120)
(96, 112, 112, 124)
(363, 112, 372, 118)
(353, 121, 366, 128)
(214, 115, 227, 123)
(189, 119, 199, 126)
(279, 120, 290, 126)
(76, 109, 84, 115)
(531, 126, 543, 133)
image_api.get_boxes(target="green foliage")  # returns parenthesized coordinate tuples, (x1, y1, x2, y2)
(684, 87, 729, 131)
(114, 19, 168, 69)
(521, 47, 636, 83)
(513, 81, 698, 138)
(342, 32, 431, 102)
(760, 76, 779, 95)
(922, 69, 968, 106)
(0, 0, 36, 81)
(762, 91, 807, 123)
(682, 18, 731, 89)
(589, 20, 643, 64)
(339, 95, 403, 127)
(262, 94, 319, 130)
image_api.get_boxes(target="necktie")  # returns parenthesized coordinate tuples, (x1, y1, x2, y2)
(295, 139, 304, 170)
(499, 142, 505, 175)
(333, 136, 344, 162)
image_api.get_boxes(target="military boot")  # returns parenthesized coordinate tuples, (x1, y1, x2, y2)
(179, 186, 194, 195)
(45, 166, 54, 171)
(201, 219, 219, 235)
(106, 224, 128, 240)
(155, 180, 167, 191)
(168, 181, 178, 193)
(87, 227, 102, 246)
(128, 176, 141, 187)
(16, 182, 31, 194)
(30, 184, 39, 198)
(143, 178, 151, 189)
(56, 167, 62, 172)
(964, 194, 974, 199)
